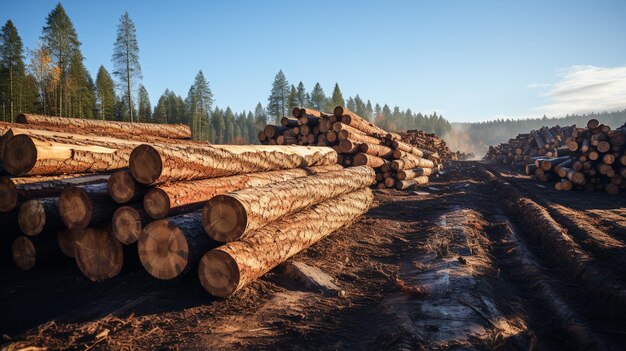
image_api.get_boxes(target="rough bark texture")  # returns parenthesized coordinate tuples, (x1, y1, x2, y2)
(59, 183, 119, 230)
(337, 139, 362, 154)
(198, 188, 373, 297)
(112, 205, 150, 245)
(334, 106, 386, 136)
(108, 170, 148, 204)
(203, 166, 375, 242)
(395, 176, 429, 190)
(17, 113, 191, 139)
(17, 197, 61, 236)
(57, 227, 77, 258)
(129, 143, 338, 185)
(3, 134, 133, 176)
(74, 226, 123, 282)
(144, 164, 342, 219)
(352, 153, 388, 168)
(391, 154, 436, 170)
(360, 143, 394, 158)
(138, 211, 221, 280)
(396, 167, 433, 180)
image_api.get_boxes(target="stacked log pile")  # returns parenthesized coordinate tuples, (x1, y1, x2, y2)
(485, 119, 626, 194)
(260, 106, 443, 190)
(2, 113, 373, 298)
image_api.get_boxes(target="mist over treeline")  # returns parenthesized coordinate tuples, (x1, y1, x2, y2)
(445, 110, 626, 157)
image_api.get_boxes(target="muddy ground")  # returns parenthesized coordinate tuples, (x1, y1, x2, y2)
(1, 161, 625, 350)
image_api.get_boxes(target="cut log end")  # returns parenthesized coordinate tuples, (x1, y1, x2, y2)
(57, 228, 76, 258)
(12, 236, 36, 270)
(59, 187, 92, 230)
(138, 220, 189, 280)
(112, 206, 143, 245)
(18, 199, 46, 236)
(74, 228, 123, 282)
(3, 134, 37, 176)
(143, 188, 171, 219)
(198, 249, 240, 298)
(0, 177, 18, 212)
(108, 170, 137, 203)
(203, 195, 247, 243)
(129, 144, 163, 185)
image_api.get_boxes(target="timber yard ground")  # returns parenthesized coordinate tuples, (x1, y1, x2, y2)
(1, 161, 626, 351)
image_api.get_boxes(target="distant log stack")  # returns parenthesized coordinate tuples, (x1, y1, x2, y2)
(258, 106, 452, 189)
(485, 119, 625, 195)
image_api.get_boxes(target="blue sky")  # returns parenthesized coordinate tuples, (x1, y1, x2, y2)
(2, 0, 625, 122)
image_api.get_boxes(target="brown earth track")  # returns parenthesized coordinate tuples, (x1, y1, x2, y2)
(1, 161, 625, 350)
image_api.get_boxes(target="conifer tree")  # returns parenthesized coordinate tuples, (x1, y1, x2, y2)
(185, 70, 213, 140)
(287, 84, 297, 110)
(212, 107, 225, 143)
(246, 111, 256, 143)
(112, 11, 142, 122)
(137, 85, 151, 122)
(267, 70, 289, 123)
(0, 20, 26, 121)
(225, 107, 235, 143)
(329, 83, 344, 110)
(295, 81, 307, 107)
(254, 102, 267, 132)
(346, 96, 356, 112)
(96, 65, 115, 120)
(310, 82, 326, 111)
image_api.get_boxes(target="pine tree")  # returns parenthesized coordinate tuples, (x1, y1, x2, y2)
(153, 94, 167, 123)
(366, 100, 373, 121)
(185, 70, 213, 140)
(112, 11, 142, 123)
(246, 111, 256, 144)
(67, 50, 96, 118)
(254, 102, 266, 132)
(354, 95, 366, 120)
(212, 107, 225, 143)
(225, 107, 235, 143)
(137, 85, 151, 122)
(28, 43, 54, 115)
(328, 83, 344, 110)
(287, 84, 297, 111)
(346, 96, 356, 112)
(295, 81, 307, 107)
(40, 3, 81, 116)
(310, 82, 326, 111)
(0, 20, 26, 121)
(267, 70, 289, 123)
(95, 66, 115, 120)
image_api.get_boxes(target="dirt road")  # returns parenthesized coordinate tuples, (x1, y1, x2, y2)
(2, 161, 625, 350)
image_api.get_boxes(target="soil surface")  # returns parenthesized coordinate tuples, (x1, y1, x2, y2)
(1, 161, 625, 350)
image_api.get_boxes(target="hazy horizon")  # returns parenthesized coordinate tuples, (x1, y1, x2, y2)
(2, 0, 625, 123)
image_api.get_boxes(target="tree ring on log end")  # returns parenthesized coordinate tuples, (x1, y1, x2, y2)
(4, 134, 37, 176)
(0, 178, 17, 212)
(203, 195, 247, 242)
(59, 187, 92, 229)
(143, 188, 170, 219)
(112, 206, 142, 245)
(138, 219, 189, 280)
(198, 250, 240, 297)
(108, 171, 136, 203)
(12, 236, 36, 270)
(18, 199, 45, 236)
(57, 228, 76, 258)
(130, 144, 163, 185)
(74, 228, 123, 281)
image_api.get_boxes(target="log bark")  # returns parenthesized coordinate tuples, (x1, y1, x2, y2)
(359, 143, 394, 158)
(396, 167, 433, 180)
(0, 173, 107, 213)
(138, 211, 220, 280)
(203, 166, 375, 243)
(112, 205, 150, 245)
(390, 140, 424, 158)
(57, 227, 77, 258)
(17, 113, 191, 139)
(263, 125, 287, 138)
(391, 154, 435, 171)
(12, 234, 64, 270)
(352, 153, 388, 168)
(3, 133, 132, 176)
(129, 144, 338, 185)
(58, 183, 118, 230)
(198, 188, 373, 297)
(395, 176, 429, 190)
(144, 164, 342, 219)
(334, 106, 387, 135)
(337, 139, 361, 154)
(292, 107, 325, 119)
(280, 117, 299, 127)
(74, 226, 123, 281)
(108, 170, 148, 204)
(17, 197, 61, 236)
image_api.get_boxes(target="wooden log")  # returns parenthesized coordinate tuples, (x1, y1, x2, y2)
(107, 170, 148, 204)
(395, 176, 429, 190)
(17, 197, 61, 236)
(12, 234, 64, 270)
(531, 130, 546, 149)
(390, 140, 424, 158)
(359, 143, 394, 158)
(112, 205, 150, 245)
(396, 167, 433, 180)
(384, 177, 395, 188)
(276, 135, 297, 145)
(198, 188, 373, 297)
(58, 183, 118, 230)
(352, 153, 388, 168)
(562, 167, 586, 185)
(334, 106, 386, 135)
(17, 113, 191, 139)
(337, 139, 361, 154)
(587, 119, 599, 129)
(263, 125, 287, 138)
(554, 158, 575, 178)
(129, 144, 338, 185)
(280, 117, 298, 127)
(3, 134, 132, 176)
(292, 108, 325, 119)
(540, 156, 571, 171)
(143, 164, 342, 219)
(74, 226, 123, 281)
(391, 154, 435, 171)
(57, 227, 77, 258)
(203, 166, 375, 242)
(138, 211, 220, 280)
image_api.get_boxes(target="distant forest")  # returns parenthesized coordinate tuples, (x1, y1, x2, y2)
(0, 3, 451, 144)
(447, 110, 626, 156)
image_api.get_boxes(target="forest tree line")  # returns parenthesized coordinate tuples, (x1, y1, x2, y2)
(0, 3, 451, 144)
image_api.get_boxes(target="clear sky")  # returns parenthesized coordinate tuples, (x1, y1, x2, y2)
(2, 0, 625, 122)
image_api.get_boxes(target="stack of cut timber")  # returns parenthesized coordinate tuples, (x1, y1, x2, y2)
(487, 119, 626, 195)
(260, 106, 443, 190)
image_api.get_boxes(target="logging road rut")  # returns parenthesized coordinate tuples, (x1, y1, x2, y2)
(1, 161, 625, 350)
